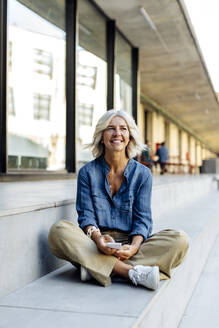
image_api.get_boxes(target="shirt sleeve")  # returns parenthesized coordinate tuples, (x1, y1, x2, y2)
(76, 168, 98, 231)
(129, 170, 153, 241)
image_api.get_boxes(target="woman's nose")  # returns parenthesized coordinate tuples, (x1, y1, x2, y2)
(113, 128, 122, 135)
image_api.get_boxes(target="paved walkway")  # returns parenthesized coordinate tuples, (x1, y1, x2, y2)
(179, 230, 219, 328)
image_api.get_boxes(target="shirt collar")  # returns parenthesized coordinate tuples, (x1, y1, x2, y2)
(98, 155, 134, 178)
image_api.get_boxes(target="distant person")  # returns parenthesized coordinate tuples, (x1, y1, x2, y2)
(139, 140, 153, 169)
(156, 141, 168, 175)
(48, 110, 188, 291)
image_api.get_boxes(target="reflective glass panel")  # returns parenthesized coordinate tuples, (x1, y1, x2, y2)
(7, 0, 66, 171)
(115, 32, 132, 115)
(77, 0, 107, 169)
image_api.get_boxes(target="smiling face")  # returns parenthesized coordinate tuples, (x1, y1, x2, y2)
(102, 116, 130, 155)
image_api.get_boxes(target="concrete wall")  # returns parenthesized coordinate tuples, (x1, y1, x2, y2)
(0, 203, 78, 298)
(139, 102, 217, 170)
(196, 143, 202, 167)
(181, 131, 189, 164)
(156, 114, 165, 143)
(146, 111, 153, 146)
(204, 149, 217, 160)
(151, 112, 157, 154)
(202, 148, 206, 160)
(150, 111, 165, 154)
(189, 137, 196, 166)
(169, 123, 179, 163)
(138, 103, 145, 143)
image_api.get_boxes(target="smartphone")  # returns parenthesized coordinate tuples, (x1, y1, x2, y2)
(106, 242, 122, 250)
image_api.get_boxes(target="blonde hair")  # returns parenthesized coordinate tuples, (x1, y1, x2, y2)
(89, 109, 145, 159)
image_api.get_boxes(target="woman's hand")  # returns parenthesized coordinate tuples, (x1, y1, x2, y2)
(114, 244, 139, 261)
(114, 235, 143, 261)
(95, 234, 117, 256)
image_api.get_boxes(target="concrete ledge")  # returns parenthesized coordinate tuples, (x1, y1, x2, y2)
(0, 175, 216, 298)
(0, 175, 215, 218)
(0, 190, 219, 327)
(0, 179, 77, 218)
(0, 199, 74, 218)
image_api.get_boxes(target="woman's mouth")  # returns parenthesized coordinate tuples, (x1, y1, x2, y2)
(110, 139, 123, 144)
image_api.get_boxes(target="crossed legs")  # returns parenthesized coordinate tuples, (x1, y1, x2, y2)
(48, 220, 189, 286)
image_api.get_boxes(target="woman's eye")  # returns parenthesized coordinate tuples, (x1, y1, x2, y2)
(106, 126, 128, 132)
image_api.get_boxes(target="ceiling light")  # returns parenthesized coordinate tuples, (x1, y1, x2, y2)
(139, 6, 169, 53)
(140, 7, 156, 31)
(79, 24, 91, 36)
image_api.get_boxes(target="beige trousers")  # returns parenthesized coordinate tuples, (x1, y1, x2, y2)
(48, 220, 189, 287)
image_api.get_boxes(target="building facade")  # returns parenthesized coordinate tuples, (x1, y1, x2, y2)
(0, 0, 216, 179)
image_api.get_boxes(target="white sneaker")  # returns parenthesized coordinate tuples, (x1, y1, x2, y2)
(128, 265, 159, 290)
(80, 266, 92, 282)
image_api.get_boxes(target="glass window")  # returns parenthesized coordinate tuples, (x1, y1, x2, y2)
(33, 48, 53, 78)
(8, 41, 13, 72)
(115, 32, 132, 115)
(77, 0, 107, 168)
(8, 87, 15, 116)
(33, 93, 51, 121)
(7, 0, 66, 171)
(78, 103, 94, 126)
(77, 64, 97, 89)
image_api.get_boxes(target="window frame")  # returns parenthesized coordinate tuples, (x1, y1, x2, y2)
(0, 0, 7, 174)
(0, 0, 138, 177)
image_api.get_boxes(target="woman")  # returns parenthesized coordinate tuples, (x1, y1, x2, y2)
(48, 110, 189, 290)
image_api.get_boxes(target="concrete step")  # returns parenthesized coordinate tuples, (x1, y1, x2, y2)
(151, 174, 217, 218)
(178, 230, 219, 328)
(0, 175, 216, 298)
(134, 190, 219, 328)
(0, 189, 219, 328)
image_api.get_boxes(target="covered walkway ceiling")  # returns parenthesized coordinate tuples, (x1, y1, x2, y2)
(95, 0, 219, 154)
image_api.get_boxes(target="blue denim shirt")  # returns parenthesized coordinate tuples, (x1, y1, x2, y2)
(157, 145, 168, 163)
(76, 155, 153, 240)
